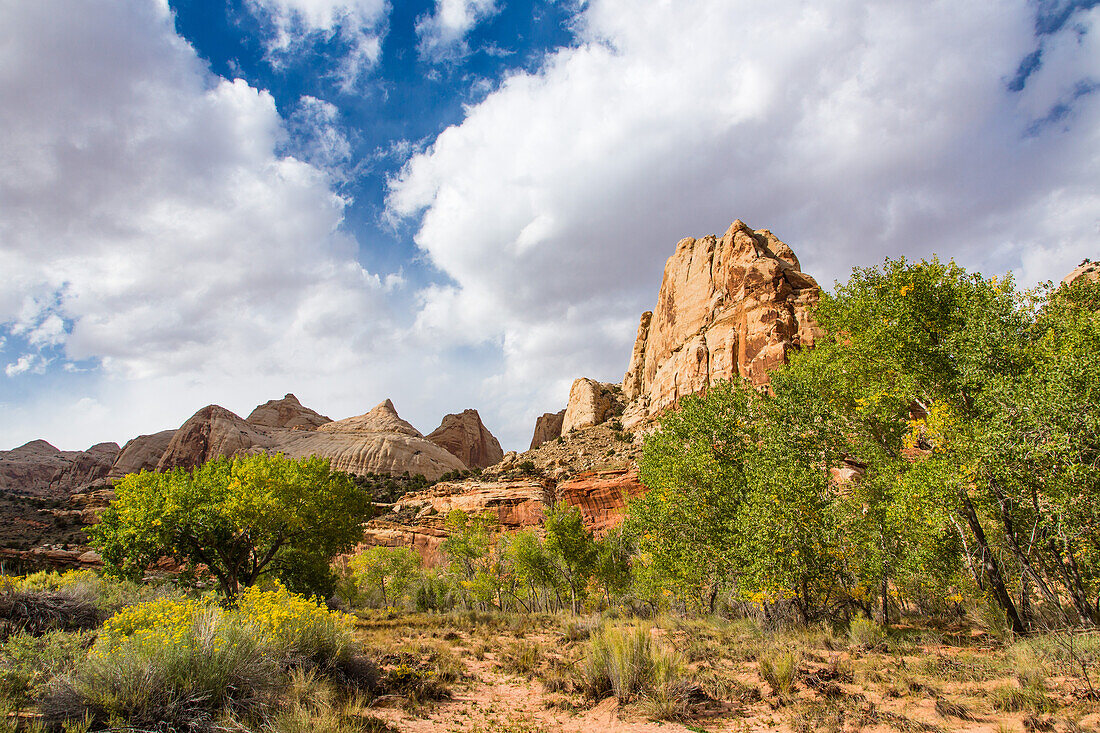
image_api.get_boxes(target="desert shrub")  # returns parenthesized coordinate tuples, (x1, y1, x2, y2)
(759, 649, 801, 697)
(59, 608, 280, 728)
(46, 586, 359, 729)
(579, 624, 685, 706)
(847, 615, 886, 651)
(0, 630, 88, 704)
(4, 569, 172, 618)
(236, 584, 357, 666)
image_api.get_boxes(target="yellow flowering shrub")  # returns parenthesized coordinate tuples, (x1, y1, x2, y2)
(235, 584, 356, 662)
(8, 569, 99, 592)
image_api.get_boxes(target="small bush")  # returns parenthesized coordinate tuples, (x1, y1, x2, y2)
(579, 624, 686, 707)
(759, 650, 801, 697)
(847, 616, 886, 651)
(990, 682, 1058, 714)
(502, 640, 542, 678)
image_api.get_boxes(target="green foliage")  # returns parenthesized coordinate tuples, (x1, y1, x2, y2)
(629, 256, 1100, 630)
(90, 454, 371, 599)
(0, 630, 88, 704)
(50, 586, 358, 729)
(347, 546, 422, 609)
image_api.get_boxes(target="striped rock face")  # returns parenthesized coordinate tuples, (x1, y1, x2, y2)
(621, 220, 821, 427)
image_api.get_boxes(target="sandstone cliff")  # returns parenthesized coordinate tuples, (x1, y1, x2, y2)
(621, 220, 820, 426)
(48, 442, 120, 493)
(426, 409, 504, 470)
(107, 429, 177, 482)
(529, 410, 565, 450)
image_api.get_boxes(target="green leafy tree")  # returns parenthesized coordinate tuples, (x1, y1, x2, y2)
(543, 502, 599, 613)
(348, 546, 422, 608)
(90, 454, 371, 600)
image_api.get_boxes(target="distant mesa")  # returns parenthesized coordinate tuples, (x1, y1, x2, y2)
(49, 442, 120, 494)
(133, 397, 471, 481)
(0, 439, 114, 498)
(426, 409, 504, 470)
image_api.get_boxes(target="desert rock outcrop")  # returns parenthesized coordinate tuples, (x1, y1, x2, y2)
(48, 442, 120, 493)
(1, 440, 82, 497)
(1062, 260, 1100, 288)
(246, 393, 331, 430)
(396, 478, 546, 529)
(426, 409, 503, 470)
(557, 468, 645, 534)
(621, 220, 821, 426)
(107, 429, 177, 482)
(157, 405, 274, 472)
(275, 401, 467, 480)
(151, 399, 468, 481)
(562, 379, 623, 434)
(529, 410, 565, 450)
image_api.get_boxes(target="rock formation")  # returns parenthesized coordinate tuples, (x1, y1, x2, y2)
(157, 405, 274, 472)
(529, 410, 565, 450)
(276, 400, 468, 479)
(48, 442, 120, 493)
(0, 440, 83, 497)
(562, 379, 624, 434)
(1062, 259, 1100, 288)
(621, 220, 820, 426)
(557, 468, 645, 534)
(396, 478, 546, 529)
(426, 409, 504, 470)
(107, 429, 177, 482)
(246, 393, 331, 430)
(151, 398, 468, 481)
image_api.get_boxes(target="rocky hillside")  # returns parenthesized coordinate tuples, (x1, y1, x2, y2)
(0, 394, 504, 566)
(364, 219, 821, 563)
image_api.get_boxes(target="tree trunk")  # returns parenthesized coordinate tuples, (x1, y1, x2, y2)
(958, 486, 1026, 635)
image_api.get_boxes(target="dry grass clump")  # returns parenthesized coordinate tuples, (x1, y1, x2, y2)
(500, 639, 543, 678)
(847, 615, 887, 651)
(0, 589, 100, 638)
(759, 649, 802, 698)
(989, 682, 1059, 715)
(578, 623, 693, 720)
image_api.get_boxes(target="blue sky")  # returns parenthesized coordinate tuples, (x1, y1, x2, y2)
(1, 0, 1099, 453)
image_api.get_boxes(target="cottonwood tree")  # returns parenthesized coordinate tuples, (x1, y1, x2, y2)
(90, 454, 371, 600)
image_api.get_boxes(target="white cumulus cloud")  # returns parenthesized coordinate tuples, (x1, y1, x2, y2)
(246, 0, 389, 88)
(0, 0, 419, 448)
(416, 0, 500, 62)
(388, 0, 1100, 445)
